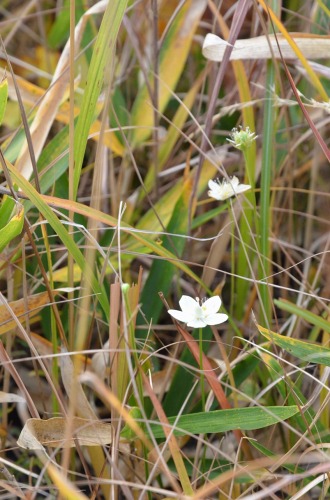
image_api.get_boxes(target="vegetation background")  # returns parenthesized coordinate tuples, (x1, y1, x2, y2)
(0, 0, 329, 498)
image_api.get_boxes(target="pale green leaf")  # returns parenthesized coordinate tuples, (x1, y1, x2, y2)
(0, 77, 8, 127)
(149, 405, 299, 438)
(73, 0, 128, 197)
(0, 202, 24, 253)
(258, 324, 330, 366)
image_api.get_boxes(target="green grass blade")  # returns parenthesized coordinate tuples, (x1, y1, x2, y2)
(258, 323, 330, 366)
(258, 64, 275, 324)
(0, 195, 15, 230)
(7, 162, 110, 321)
(258, 1, 281, 324)
(0, 77, 8, 127)
(138, 185, 190, 338)
(73, 0, 127, 198)
(149, 405, 299, 438)
(259, 350, 325, 438)
(275, 298, 330, 335)
(0, 202, 24, 253)
(162, 327, 216, 417)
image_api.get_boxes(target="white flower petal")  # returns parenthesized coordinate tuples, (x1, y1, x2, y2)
(208, 176, 251, 201)
(179, 295, 199, 313)
(206, 313, 229, 325)
(235, 183, 251, 194)
(208, 179, 219, 190)
(168, 309, 190, 323)
(230, 176, 240, 189)
(168, 294, 228, 329)
(203, 296, 221, 315)
(208, 189, 221, 201)
(187, 318, 207, 328)
(208, 180, 223, 201)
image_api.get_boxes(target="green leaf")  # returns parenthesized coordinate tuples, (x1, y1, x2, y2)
(138, 183, 190, 338)
(250, 441, 299, 474)
(0, 196, 15, 230)
(48, 0, 86, 49)
(6, 163, 110, 322)
(136, 159, 218, 237)
(258, 350, 326, 438)
(73, 0, 127, 198)
(163, 326, 213, 417)
(192, 204, 227, 230)
(0, 77, 8, 126)
(149, 405, 299, 438)
(120, 407, 143, 440)
(0, 202, 24, 253)
(3, 128, 26, 164)
(258, 323, 330, 366)
(275, 298, 330, 335)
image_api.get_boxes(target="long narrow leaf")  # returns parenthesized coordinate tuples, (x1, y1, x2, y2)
(73, 0, 127, 197)
(258, 324, 330, 366)
(149, 405, 299, 438)
(6, 162, 110, 321)
(275, 298, 330, 335)
(131, 0, 207, 146)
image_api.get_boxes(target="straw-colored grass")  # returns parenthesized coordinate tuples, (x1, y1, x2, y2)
(0, 1, 329, 498)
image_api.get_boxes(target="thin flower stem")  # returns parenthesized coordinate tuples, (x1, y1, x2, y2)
(199, 327, 205, 411)
(228, 199, 235, 318)
(235, 148, 258, 321)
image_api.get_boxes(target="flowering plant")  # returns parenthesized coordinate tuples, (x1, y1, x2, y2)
(208, 176, 251, 201)
(168, 295, 228, 328)
(227, 126, 257, 151)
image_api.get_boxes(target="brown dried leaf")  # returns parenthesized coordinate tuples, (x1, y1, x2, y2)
(0, 291, 57, 335)
(60, 349, 97, 420)
(17, 417, 113, 449)
(203, 33, 330, 61)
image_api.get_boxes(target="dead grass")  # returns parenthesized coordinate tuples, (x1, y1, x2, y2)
(0, 1, 329, 498)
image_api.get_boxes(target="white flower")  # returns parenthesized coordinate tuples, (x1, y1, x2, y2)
(208, 176, 251, 201)
(168, 295, 228, 328)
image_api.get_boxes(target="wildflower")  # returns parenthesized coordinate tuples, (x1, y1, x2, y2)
(227, 126, 257, 151)
(208, 176, 251, 201)
(168, 295, 228, 328)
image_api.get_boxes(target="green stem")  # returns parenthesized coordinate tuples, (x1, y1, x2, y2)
(259, 60, 275, 326)
(228, 199, 235, 318)
(199, 327, 205, 411)
(235, 148, 258, 321)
